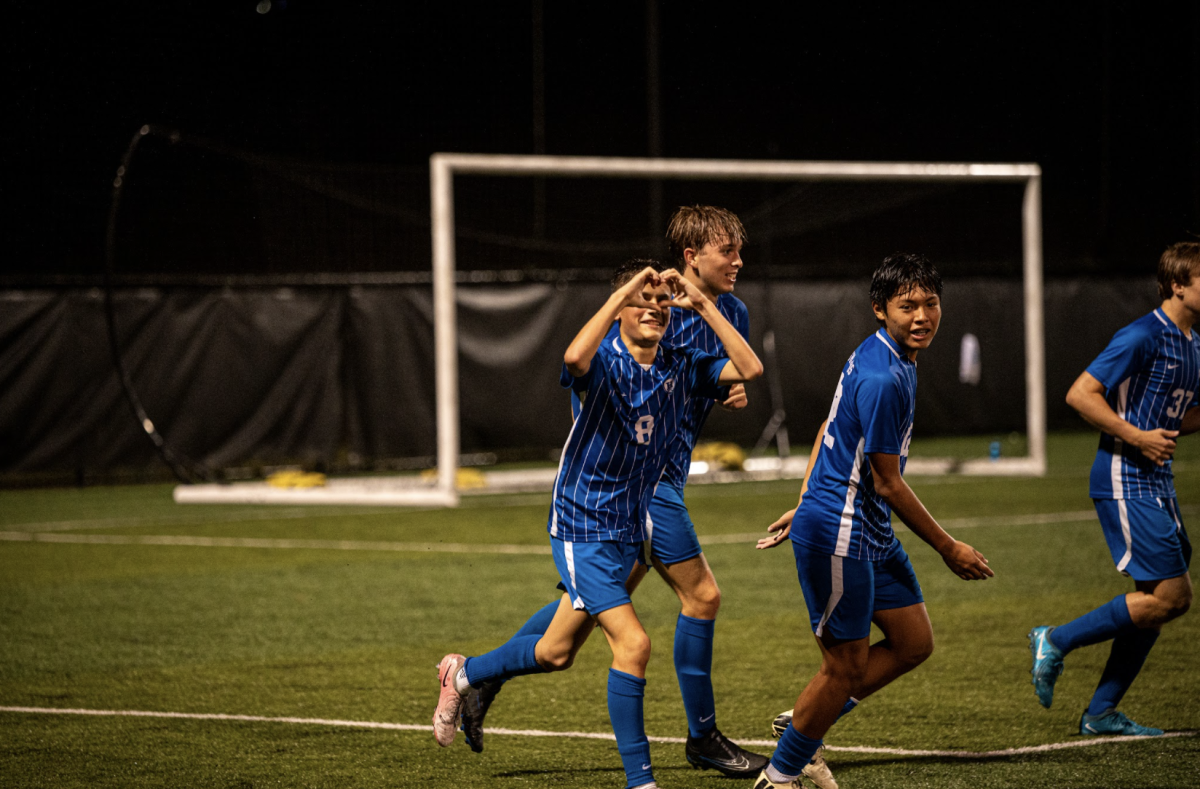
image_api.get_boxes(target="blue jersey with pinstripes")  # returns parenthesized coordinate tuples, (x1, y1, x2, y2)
(584, 296, 750, 488)
(549, 336, 728, 544)
(791, 330, 917, 560)
(1086, 308, 1200, 500)
(659, 294, 750, 488)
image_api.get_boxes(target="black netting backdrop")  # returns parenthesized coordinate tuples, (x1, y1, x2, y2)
(0, 279, 1162, 480)
(2, 137, 1152, 481)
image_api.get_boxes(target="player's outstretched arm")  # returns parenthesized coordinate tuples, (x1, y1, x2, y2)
(661, 270, 762, 383)
(868, 452, 993, 581)
(757, 421, 826, 550)
(563, 266, 663, 377)
(1066, 371, 1179, 465)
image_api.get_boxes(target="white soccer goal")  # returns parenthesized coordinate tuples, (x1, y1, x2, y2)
(426, 154, 1047, 506)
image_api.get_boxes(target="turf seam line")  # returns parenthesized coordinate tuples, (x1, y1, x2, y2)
(1, 706, 1194, 757)
(0, 532, 553, 554)
(3, 506, 1194, 554)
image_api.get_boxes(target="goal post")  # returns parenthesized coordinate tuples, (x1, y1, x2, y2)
(429, 154, 1046, 504)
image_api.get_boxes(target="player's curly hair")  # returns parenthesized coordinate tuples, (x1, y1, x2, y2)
(870, 253, 943, 322)
(610, 258, 669, 290)
(665, 205, 747, 271)
(1157, 241, 1200, 300)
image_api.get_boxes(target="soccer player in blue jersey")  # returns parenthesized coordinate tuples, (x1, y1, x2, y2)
(752, 253, 994, 789)
(431, 259, 762, 789)
(456, 206, 770, 778)
(1029, 241, 1199, 736)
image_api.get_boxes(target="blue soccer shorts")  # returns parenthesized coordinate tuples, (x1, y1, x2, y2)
(1094, 496, 1191, 581)
(792, 538, 924, 641)
(644, 482, 704, 566)
(551, 537, 644, 615)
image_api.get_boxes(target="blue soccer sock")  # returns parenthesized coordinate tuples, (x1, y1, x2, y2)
(608, 669, 653, 789)
(840, 697, 859, 719)
(1087, 627, 1160, 716)
(515, 599, 561, 638)
(1049, 595, 1136, 654)
(674, 614, 717, 738)
(767, 724, 822, 783)
(470, 599, 559, 689)
(463, 634, 545, 686)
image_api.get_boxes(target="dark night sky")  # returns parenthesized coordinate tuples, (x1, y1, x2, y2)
(9, 1, 1199, 278)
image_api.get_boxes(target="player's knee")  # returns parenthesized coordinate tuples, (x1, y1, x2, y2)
(535, 640, 577, 672)
(684, 580, 721, 618)
(906, 630, 935, 667)
(820, 652, 868, 688)
(543, 652, 575, 671)
(1152, 582, 1192, 624)
(1164, 590, 1191, 622)
(614, 631, 652, 671)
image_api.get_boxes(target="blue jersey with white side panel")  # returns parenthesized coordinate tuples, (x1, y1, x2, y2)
(791, 330, 918, 560)
(1086, 308, 1200, 500)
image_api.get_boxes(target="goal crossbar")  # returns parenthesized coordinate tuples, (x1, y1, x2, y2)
(429, 154, 1046, 505)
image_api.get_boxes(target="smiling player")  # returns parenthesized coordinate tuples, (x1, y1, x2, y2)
(459, 206, 770, 778)
(753, 253, 993, 789)
(432, 259, 762, 789)
(1029, 241, 1199, 736)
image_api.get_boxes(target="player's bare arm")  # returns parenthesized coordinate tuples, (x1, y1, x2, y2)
(1066, 371, 1179, 465)
(868, 452, 993, 581)
(660, 270, 762, 383)
(757, 420, 826, 550)
(564, 266, 664, 377)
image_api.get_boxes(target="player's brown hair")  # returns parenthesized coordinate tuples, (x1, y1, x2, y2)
(665, 205, 747, 271)
(1157, 242, 1200, 300)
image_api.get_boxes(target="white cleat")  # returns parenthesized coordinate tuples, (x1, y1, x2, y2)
(769, 710, 838, 789)
(803, 747, 838, 789)
(432, 653, 466, 746)
(752, 769, 804, 788)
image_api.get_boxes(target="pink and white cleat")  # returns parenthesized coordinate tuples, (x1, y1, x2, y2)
(432, 653, 467, 747)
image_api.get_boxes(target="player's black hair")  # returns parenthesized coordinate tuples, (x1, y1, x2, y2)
(870, 253, 943, 316)
(611, 258, 669, 290)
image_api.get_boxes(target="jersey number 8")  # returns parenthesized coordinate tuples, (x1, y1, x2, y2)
(635, 415, 655, 445)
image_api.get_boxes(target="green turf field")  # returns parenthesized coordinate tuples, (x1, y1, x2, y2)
(2, 432, 1198, 788)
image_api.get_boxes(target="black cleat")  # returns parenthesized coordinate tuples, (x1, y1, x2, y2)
(460, 679, 502, 753)
(685, 726, 770, 779)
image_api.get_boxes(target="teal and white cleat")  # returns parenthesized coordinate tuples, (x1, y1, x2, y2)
(1080, 709, 1164, 737)
(1028, 626, 1064, 709)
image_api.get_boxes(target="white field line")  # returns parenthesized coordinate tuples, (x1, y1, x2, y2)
(3, 507, 426, 533)
(1, 706, 1194, 758)
(2, 506, 1194, 555)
